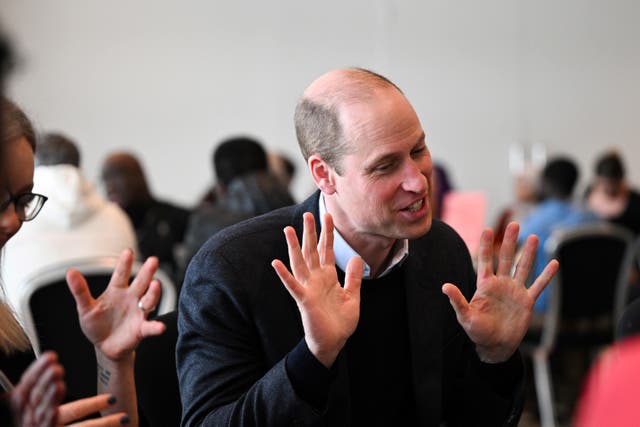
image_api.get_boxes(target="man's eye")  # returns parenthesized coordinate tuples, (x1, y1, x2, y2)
(374, 163, 393, 172)
(411, 146, 426, 157)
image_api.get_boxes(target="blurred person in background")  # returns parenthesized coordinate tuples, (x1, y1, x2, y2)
(494, 167, 541, 259)
(518, 157, 597, 313)
(2, 132, 138, 322)
(100, 152, 189, 285)
(268, 150, 297, 192)
(585, 151, 640, 301)
(573, 335, 640, 427)
(430, 162, 453, 220)
(585, 150, 640, 235)
(181, 136, 294, 276)
(0, 97, 165, 427)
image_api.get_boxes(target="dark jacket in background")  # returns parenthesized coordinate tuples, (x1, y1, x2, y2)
(181, 171, 294, 275)
(125, 198, 190, 285)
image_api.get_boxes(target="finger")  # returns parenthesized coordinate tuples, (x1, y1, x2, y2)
(301, 212, 320, 269)
(33, 379, 64, 426)
(343, 256, 363, 297)
(318, 213, 335, 266)
(109, 249, 135, 290)
(137, 280, 162, 314)
(21, 354, 64, 425)
(528, 259, 560, 300)
(140, 320, 167, 338)
(513, 234, 539, 284)
(29, 362, 64, 409)
(130, 256, 159, 296)
(58, 394, 115, 425)
(40, 397, 60, 427)
(66, 269, 95, 314)
(272, 259, 304, 301)
(65, 411, 129, 427)
(17, 351, 59, 393)
(283, 226, 309, 281)
(476, 228, 495, 281)
(442, 283, 471, 323)
(496, 222, 519, 277)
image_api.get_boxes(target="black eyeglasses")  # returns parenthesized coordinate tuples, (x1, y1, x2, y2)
(0, 192, 48, 222)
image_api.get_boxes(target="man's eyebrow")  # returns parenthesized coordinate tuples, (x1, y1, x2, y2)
(364, 152, 400, 172)
(364, 132, 427, 172)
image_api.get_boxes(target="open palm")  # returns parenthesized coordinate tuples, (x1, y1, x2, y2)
(66, 249, 166, 361)
(442, 222, 559, 363)
(272, 212, 363, 368)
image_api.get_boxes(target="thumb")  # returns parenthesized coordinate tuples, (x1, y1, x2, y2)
(442, 283, 470, 323)
(140, 320, 166, 339)
(66, 269, 94, 314)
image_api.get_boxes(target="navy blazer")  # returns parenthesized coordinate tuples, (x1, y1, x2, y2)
(177, 192, 523, 426)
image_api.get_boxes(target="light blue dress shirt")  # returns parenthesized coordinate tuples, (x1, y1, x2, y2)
(318, 194, 408, 280)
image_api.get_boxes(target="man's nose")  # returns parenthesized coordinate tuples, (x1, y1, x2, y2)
(402, 161, 428, 194)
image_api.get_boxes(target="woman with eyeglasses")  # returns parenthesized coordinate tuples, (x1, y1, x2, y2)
(0, 98, 165, 426)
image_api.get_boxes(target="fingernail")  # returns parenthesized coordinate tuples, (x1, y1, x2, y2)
(120, 415, 130, 424)
(108, 395, 117, 405)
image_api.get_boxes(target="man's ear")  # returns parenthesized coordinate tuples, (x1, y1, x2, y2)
(308, 154, 336, 195)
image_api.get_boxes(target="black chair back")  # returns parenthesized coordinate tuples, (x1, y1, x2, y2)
(520, 222, 635, 427)
(617, 235, 640, 339)
(18, 256, 177, 402)
(29, 273, 111, 401)
(547, 222, 636, 340)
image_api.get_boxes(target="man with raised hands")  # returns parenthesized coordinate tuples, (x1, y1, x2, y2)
(178, 68, 558, 426)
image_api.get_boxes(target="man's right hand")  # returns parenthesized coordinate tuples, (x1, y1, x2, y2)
(272, 212, 363, 368)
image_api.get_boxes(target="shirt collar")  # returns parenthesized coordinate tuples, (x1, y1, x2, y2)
(318, 193, 409, 279)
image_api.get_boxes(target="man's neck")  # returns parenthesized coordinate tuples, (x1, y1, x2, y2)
(320, 192, 405, 278)
(337, 231, 396, 277)
(330, 218, 397, 278)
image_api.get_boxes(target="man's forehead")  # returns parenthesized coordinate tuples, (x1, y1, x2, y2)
(340, 91, 419, 138)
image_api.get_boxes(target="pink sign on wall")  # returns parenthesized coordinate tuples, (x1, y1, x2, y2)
(441, 191, 487, 259)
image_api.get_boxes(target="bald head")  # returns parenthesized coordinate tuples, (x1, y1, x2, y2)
(294, 68, 403, 174)
(101, 151, 151, 207)
(303, 68, 401, 104)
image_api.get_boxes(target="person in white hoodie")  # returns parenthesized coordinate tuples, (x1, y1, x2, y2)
(1, 132, 138, 321)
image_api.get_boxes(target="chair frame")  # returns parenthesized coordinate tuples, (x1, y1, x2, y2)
(527, 222, 635, 427)
(17, 255, 177, 355)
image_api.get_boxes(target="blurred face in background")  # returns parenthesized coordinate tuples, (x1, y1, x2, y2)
(0, 136, 34, 248)
(101, 164, 133, 207)
(101, 154, 148, 208)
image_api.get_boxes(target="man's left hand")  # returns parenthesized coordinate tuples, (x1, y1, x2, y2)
(442, 222, 559, 363)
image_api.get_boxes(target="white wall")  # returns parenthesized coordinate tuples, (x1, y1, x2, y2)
(1, 0, 639, 225)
